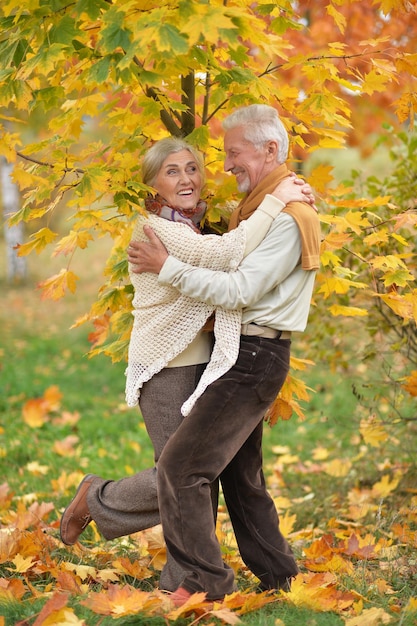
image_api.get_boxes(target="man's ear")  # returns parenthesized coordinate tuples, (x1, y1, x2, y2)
(265, 141, 278, 161)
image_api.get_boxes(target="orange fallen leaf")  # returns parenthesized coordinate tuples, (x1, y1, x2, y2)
(53, 436, 80, 457)
(32, 591, 70, 626)
(0, 577, 27, 601)
(22, 397, 49, 428)
(43, 385, 62, 411)
(81, 584, 161, 617)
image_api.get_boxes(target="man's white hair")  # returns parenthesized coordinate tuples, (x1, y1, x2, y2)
(222, 104, 289, 164)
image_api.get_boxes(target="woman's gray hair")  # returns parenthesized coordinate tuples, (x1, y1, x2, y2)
(222, 104, 289, 164)
(142, 137, 205, 186)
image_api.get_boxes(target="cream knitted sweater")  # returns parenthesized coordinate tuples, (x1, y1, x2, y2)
(125, 196, 285, 415)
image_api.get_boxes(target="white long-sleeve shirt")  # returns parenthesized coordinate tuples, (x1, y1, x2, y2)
(159, 207, 317, 333)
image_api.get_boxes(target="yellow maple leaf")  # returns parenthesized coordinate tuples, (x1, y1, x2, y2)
(362, 69, 393, 95)
(319, 276, 366, 299)
(376, 293, 414, 320)
(406, 597, 417, 613)
(41, 608, 85, 625)
(364, 229, 389, 245)
(320, 250, 342, 267)
(53, 230, 93, 257)
(371, 254, 407, 270)
(112, 557, 153, 580)
(8, 554, 35, 573)
(329, 305, 368, 317)
(25, 461, 49, 476)
(372, 474, 400, 498)
(308, 165, 333, 193)
(279, 511, 297, 537)
(323, 458, 352, 478)
(38, 269, 79, 300)
(344, 606, 392, 625)
(394, 91, 417, 127)
(360, 416, 388, 447)
(326, 4, 346, 33)
(17, 227, 58, 256)
(344, 210, 371, 234)
(287, 572, 355, 611)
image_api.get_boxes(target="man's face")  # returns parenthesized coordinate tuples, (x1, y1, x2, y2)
(223, 125, 273, 193)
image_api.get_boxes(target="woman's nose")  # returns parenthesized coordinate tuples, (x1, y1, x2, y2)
(179, 170, 191, 183)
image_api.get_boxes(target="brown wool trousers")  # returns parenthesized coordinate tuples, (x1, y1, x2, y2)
(86, 364, 209, 592)
(157, 335, 299, 600)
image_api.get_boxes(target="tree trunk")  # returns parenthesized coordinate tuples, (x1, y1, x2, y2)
(1, 157, 27, 283)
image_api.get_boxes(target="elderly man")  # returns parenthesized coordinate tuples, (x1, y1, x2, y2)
(132, 104, 321, 604)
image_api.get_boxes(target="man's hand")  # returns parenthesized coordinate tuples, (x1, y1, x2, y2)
(127, 225, 169, 274)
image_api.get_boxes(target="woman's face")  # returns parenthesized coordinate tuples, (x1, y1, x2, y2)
(154, 149, 203, 210)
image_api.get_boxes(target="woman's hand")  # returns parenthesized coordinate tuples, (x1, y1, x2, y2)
(272, 174, 317, 210)
(127, 226, 169, 274)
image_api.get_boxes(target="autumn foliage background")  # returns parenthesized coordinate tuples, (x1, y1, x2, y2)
(1, 0, 417, 624)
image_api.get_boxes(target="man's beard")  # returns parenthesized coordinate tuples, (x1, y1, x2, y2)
(237, 175, 251, 193)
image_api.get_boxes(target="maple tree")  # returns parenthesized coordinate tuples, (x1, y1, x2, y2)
(0, 0, 415, 430)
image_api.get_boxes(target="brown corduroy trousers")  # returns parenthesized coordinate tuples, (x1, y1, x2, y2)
(157, 335, 299, 600)
(86, 364, 208, 592)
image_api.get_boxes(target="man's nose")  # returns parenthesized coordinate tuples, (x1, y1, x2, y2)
(224, 156, 233, 172)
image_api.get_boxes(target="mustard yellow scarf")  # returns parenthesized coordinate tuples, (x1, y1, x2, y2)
(228, 165, 321, 270)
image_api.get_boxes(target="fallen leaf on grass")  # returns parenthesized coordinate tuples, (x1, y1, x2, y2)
(166, 591, 212, 620)
(343, 606, 393, 625)
(81, 584, 162, 617)
(53, 436, 79, 457)
(211, 608, 242, 624)
(0, 483, 14, 509)
(112, 556, 153, 580)
(6, 554, 36, 573)
(36, 608, 85, 625)
(32, 591, 70, 626)
(286, 572, 355, 612)
(406, 597, 417, 612)
(22, 398, 49, 428)
(0, 577, 27, 600)
(372, 474, 400, 498)
(360, 415, 388, 447)
(323, 458, 352, 477)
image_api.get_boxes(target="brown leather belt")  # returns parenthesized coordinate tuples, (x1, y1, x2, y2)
(241, 323, 292, 340)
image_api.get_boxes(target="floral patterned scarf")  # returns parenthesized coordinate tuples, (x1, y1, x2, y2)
(145, 194, 207, 233)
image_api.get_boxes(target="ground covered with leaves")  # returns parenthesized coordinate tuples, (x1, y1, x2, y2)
(1, 259, 417, 625)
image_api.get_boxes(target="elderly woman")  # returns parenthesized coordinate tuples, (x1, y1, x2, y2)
(60, 137, 312, 592)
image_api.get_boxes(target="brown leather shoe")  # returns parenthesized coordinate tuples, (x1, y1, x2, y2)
(60, 474, 97, 545)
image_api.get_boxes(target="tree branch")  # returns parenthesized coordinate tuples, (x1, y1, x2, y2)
(16, 151, 84, 174)
(181, 72, 195, 136)
(131, 54, 183, 136)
